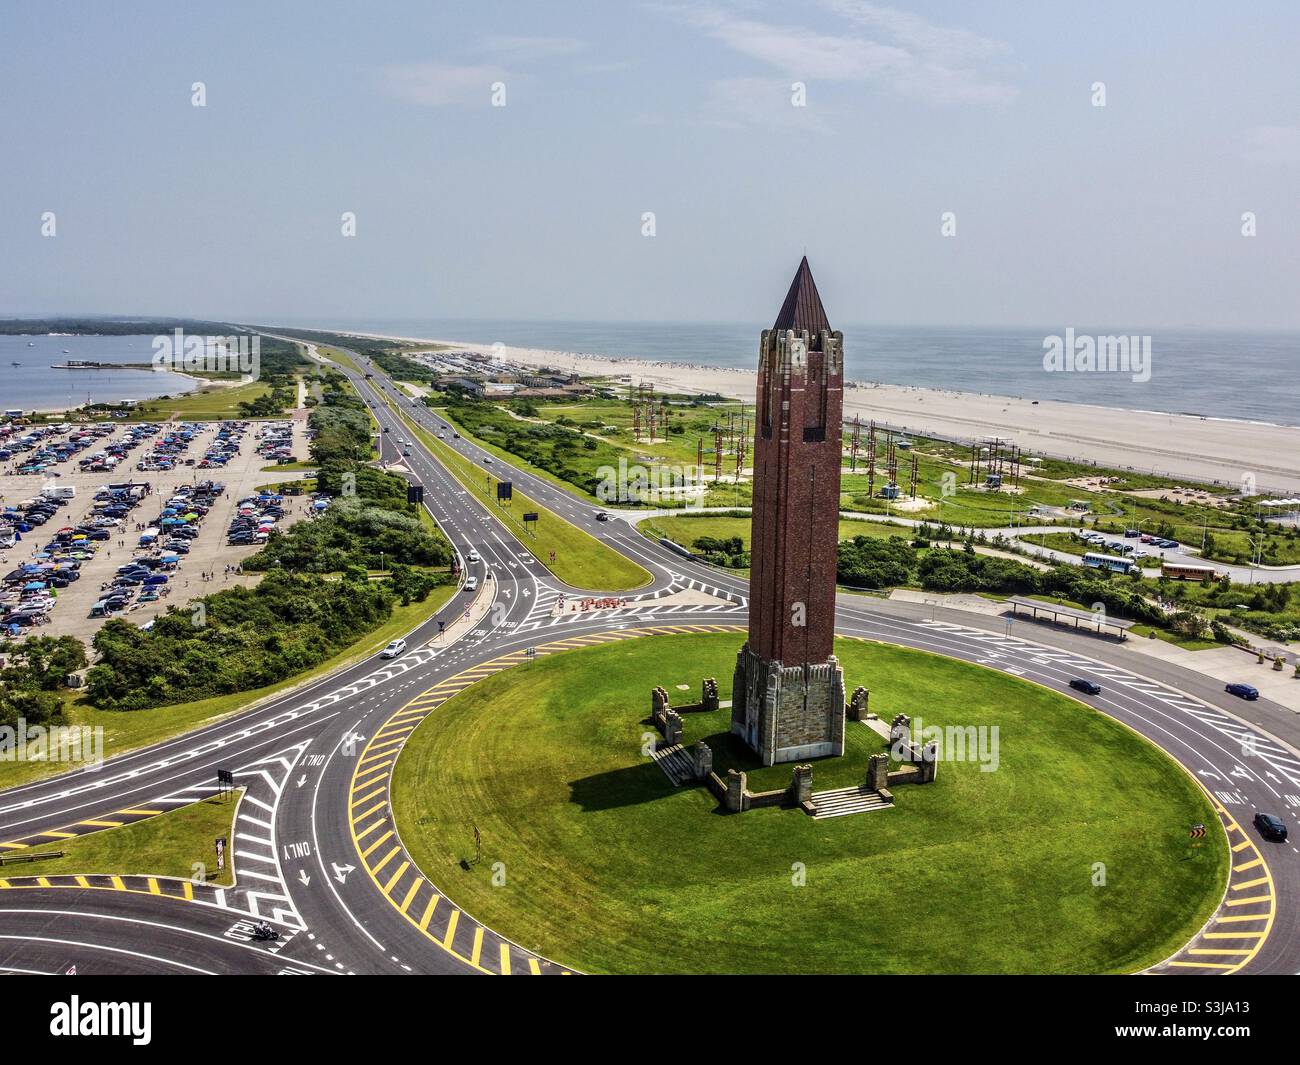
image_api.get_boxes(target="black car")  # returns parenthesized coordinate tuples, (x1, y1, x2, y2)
(1069, 678, 1102, 695)
(1253, 812, 1288, 842)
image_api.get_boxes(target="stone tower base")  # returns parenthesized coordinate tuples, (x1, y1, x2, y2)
(731, 643, 846, 766)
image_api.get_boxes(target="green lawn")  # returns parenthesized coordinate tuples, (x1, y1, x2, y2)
(391, 631, 1226, 975)
(130, 378, 274, 420)
(0, 586, 456, 791)
(2, 793, 241, 885)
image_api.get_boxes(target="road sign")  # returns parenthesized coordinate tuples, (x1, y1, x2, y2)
(407, 484, 424, 504)
(216, 837, 226, 870)
(497, 481, 513, 502)
(217, 769, 234, 786)
(1189, 823, 1207, 839)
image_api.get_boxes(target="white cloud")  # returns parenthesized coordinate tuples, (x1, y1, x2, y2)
(380, 36, 588, 108)
(699, 77, 834, 132)
(381, 62, 506, 107)
(663, 1, 1017, 111)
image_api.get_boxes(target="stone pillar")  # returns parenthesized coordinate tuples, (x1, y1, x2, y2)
(867, 752, 890, 791)
(725, 769, 748, 812)
(701, 677, 719, 712)
(693, 741, 713, 781)
(791, 764, 813, 805)
(651, 686, 670, 718)
(847, 686, 870, 721)
(661, 709, 683, 747)
(919, 740, 939, 783)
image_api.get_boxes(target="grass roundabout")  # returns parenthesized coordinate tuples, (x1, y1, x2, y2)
(391, 632, 1227, 974)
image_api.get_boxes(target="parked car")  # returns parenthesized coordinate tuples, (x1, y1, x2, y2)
(1069, 678, 1102, 695)
(1225, 682, 1259, 701)
(1253, 812, 1288, 842)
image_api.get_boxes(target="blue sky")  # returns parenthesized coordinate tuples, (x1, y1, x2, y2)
(2, 1, 1298, 327)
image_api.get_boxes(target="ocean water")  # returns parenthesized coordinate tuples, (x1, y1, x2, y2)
(0, 334, 197, 412)
(7, 321, 1298, 428)
(312, 318, 1300, 428)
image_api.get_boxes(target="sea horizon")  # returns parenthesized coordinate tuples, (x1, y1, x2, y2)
(293, 317, 1300, 430)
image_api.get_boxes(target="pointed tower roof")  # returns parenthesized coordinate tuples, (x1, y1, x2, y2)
(772, 256, 831, 334)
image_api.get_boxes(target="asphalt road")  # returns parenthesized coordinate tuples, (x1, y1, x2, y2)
(2, 345, 1296, 976)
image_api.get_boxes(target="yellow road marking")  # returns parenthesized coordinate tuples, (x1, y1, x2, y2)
(75, 876, 89, 888)
(499, 943, 511, 975)
(1168, 960, 1237, 970)
(358, 823, 391, 848)
(1203, 930, 1265, 939)
(1232, 876, 1269, 891)
(36, 877, 50, 888)
(360, 830, 394, 858)
(1225, 894, 1272, 906)
(443, 909, 460, 949)
(1231, 839, 1253, 852)
(399, 878, 422, 913)
(371, 847, 401, 875)
(470, 926, 484, 967)
(1189, 948, 1253, 957)
(350, 787, 385, 808)
(182, 881, 193, 901)
(118, 809, 162, 817)
(110, 876, 125, 891)
(360, 739, 406, 763)
(528, 958, 541, 975)
(1215, 912, 1271, 923)
(382, 861, 410, 894)
(147, 878, 160, 895)
(1233, 857, 1263, 874)
(40, 831, 77, 840)
(353, 802, 387, 824)
(419, 894, 440, 931)
(81, 820, 123, 829)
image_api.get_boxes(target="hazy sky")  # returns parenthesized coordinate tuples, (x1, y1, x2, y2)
(3, 1, 1298, 328)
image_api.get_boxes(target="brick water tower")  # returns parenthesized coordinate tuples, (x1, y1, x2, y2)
(732, 257, 847, 765)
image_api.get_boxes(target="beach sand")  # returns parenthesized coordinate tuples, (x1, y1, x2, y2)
(339, 331, 1300, 493)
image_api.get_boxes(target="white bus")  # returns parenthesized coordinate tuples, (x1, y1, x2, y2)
(1083, 552, 1139, 576)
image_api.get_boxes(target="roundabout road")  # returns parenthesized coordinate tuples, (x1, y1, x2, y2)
(2, 343, 1296, 976)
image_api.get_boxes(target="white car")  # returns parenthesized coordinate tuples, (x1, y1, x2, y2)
(380, 638, 406, 659)
(464, 576, 479, 591)
(467, 550, 480, 563)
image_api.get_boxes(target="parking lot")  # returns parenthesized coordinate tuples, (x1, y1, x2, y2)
(1, 416, 314, 644)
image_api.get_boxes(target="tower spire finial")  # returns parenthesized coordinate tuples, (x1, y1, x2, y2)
(772, 256, 831, 334)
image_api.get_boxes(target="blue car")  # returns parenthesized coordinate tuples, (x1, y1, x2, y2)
(1226, 682, 1259, 701)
